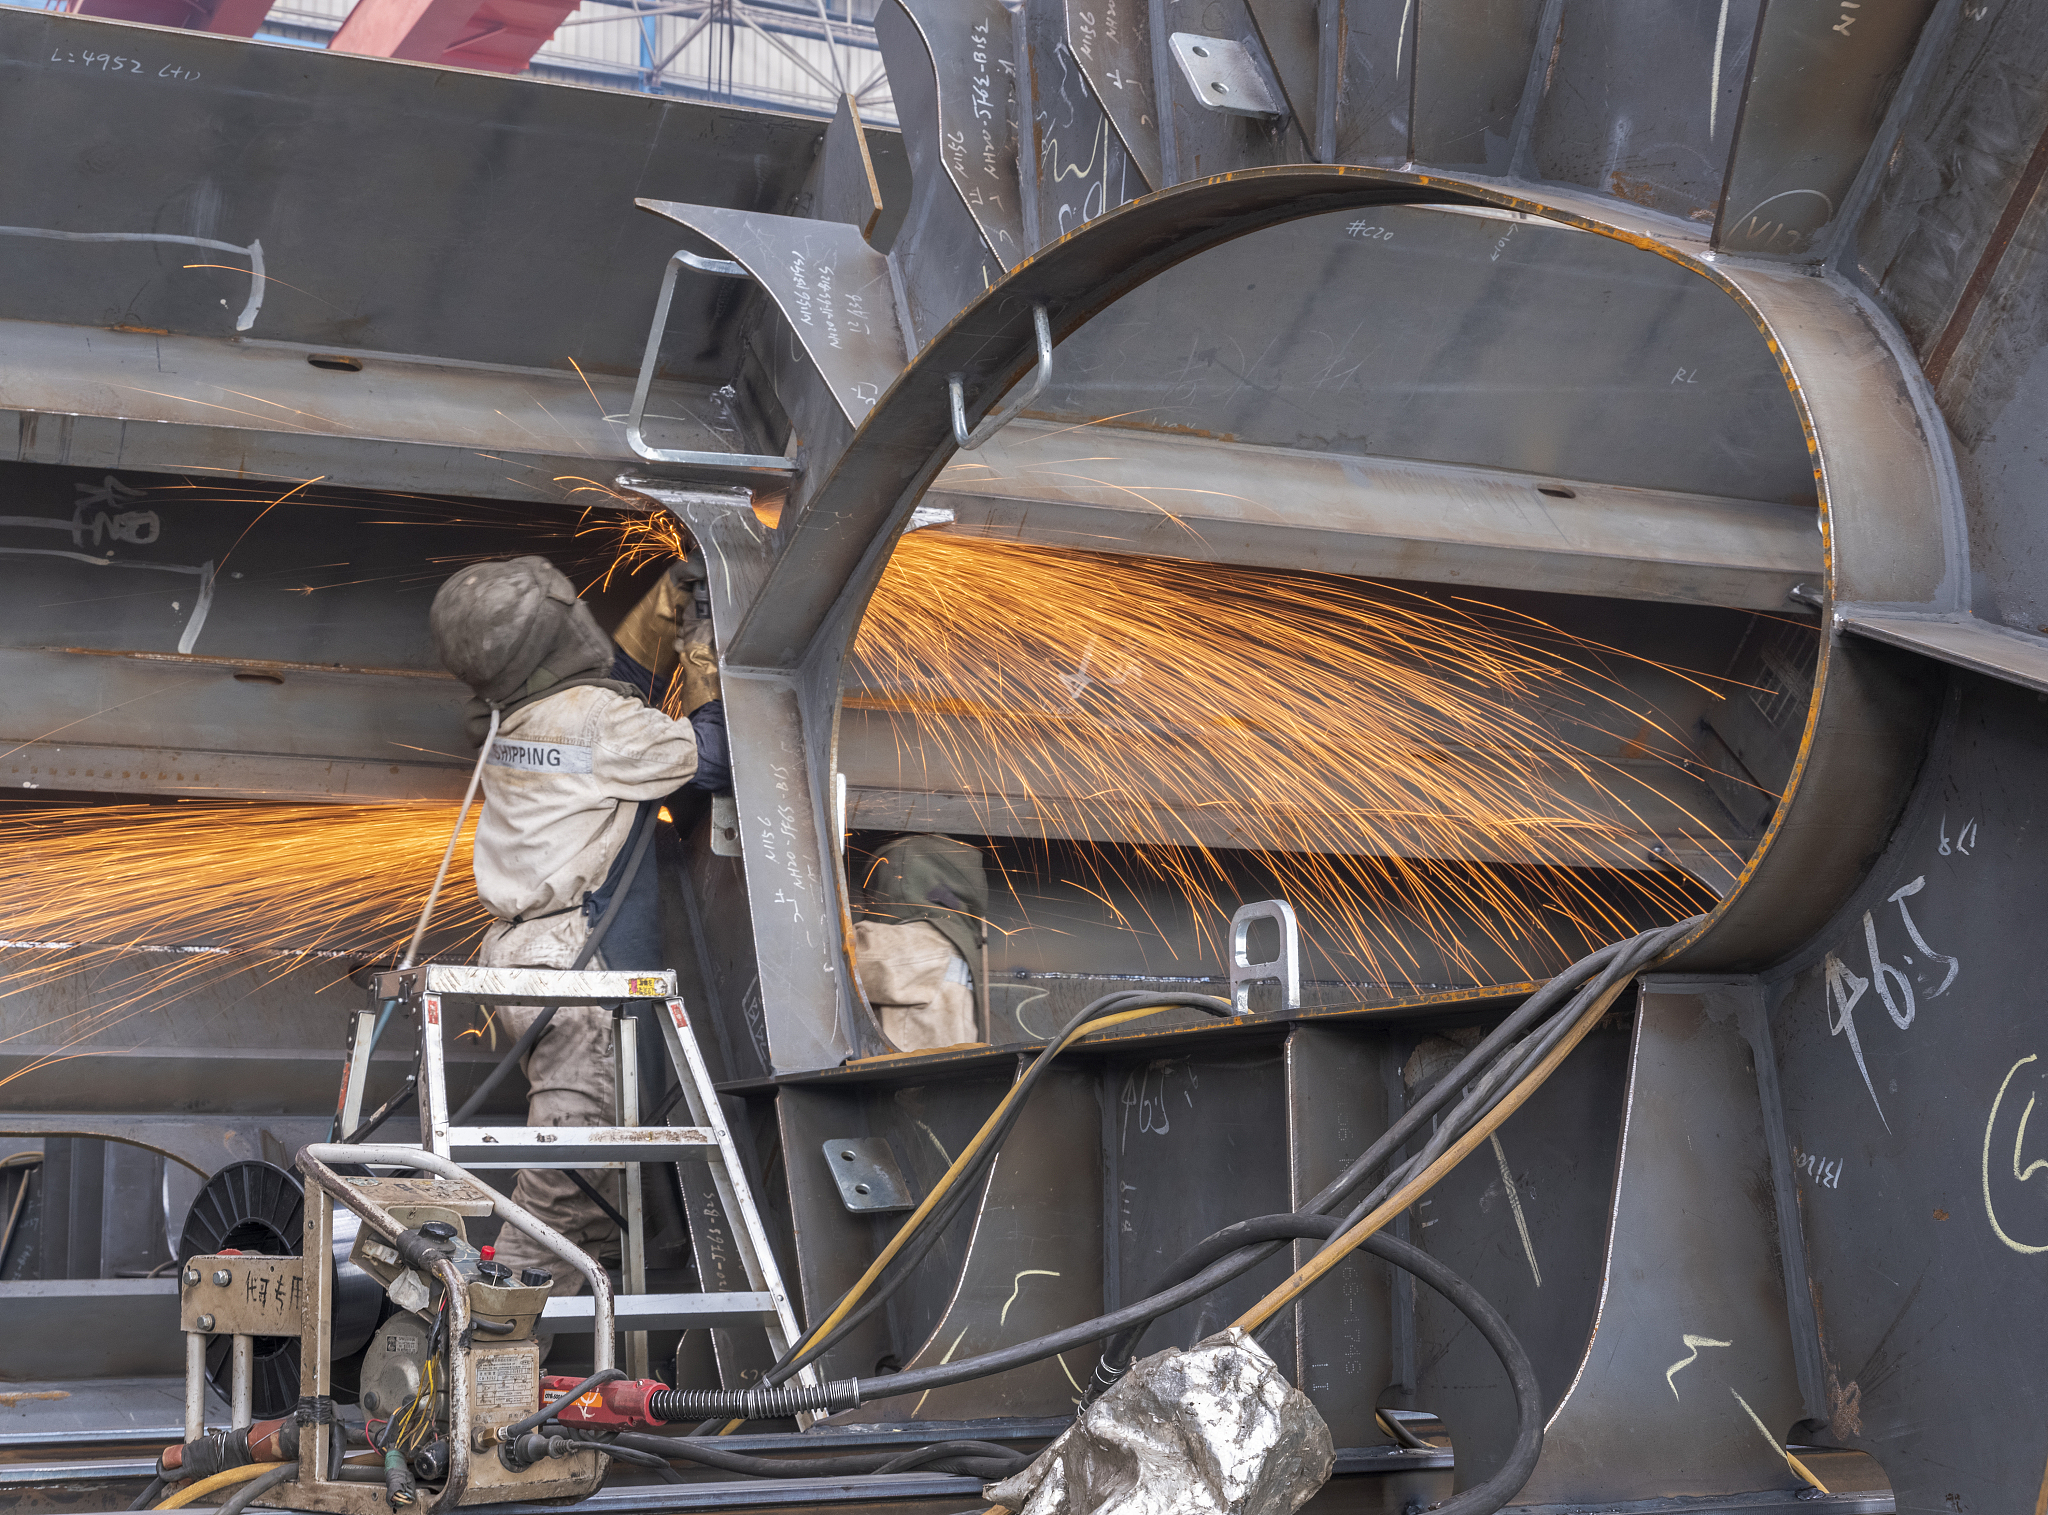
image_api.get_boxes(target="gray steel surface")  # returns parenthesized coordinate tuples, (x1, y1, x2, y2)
(1026, 201, 1811, 505)
(1410, 1008, 1631, 1491)
(1284, 1026, 1394, 1446)
(833, 1063, 1103, 1421)
(1062, 0, 1163, 191)
(1716, 0, 1940, 258)
(0, 1280, 182, 1378)
(923, 421, 1821, 610)
(0, 12, 847, 379)
(1522, 0, 1757, 223)
(1016, 0, 1143, 249)
(1508, 981, 1807, 1505)
(1760, 670, 2048, 1514)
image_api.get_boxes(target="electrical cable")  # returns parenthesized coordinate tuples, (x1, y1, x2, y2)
(341, 1073, 417, 1145)
(215, 1461, 298, 1515)
(152, 1462, 272, 1509)
(450, 801, 660, 1125)
(1081, 1212, 1540, 1515)
(400, 708, 498, 973)
(1086, 919, 1695, 1395)
(128, 1475, 166, 1510)
(1232, 922, 1692, 1333)
(329, 707, 498, 1140)
(500, 1368, 628, 1444)
(708, 991, 1235, 1424)
(564, 1169, 629, 1231)
(581, 1440, 687, 1483)
(636, 919, 1698, 1426)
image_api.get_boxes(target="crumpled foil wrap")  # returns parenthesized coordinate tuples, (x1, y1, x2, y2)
(985, 1328, 1333, 1515)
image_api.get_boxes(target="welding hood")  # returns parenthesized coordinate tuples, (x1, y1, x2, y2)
(430, 556, 616, 727)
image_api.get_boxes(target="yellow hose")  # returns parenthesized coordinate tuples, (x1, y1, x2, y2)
(806, 1002, 1168, 1343)
(154, 1462, 275, 1509)
(716, 1002, 1187, 1432)
(1233, 973, 1633, 1333)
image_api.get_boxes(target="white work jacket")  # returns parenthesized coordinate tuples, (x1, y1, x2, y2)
(474, 684, 697, 969)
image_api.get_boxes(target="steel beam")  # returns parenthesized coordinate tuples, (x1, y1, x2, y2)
(327, 0, 560, 71)
(1838, 610, 2048, 697)
(0, 647, 470, 803)
(837, 704, 1751, 874)
(925, 422, 1821, 611)
(67, 0, 274, 35)
(0, 319, 739, 503)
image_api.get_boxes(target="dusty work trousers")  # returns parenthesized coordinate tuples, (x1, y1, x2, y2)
(483, 830, 669, 1298)
(486, 1008, 624, 1297)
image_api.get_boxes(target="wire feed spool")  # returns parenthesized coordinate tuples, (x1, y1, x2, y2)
(178, 1160, 385, 1418)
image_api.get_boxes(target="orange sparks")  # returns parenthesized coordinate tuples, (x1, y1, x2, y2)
(0, 803, 489, 1090)
(847, 532, 1735, 981)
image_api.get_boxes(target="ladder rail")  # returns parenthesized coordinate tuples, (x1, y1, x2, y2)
(392, 967, 810, 1396)
(655, 997, 819, 1391)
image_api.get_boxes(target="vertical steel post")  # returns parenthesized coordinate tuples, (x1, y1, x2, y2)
(616, 1012, 648, 1380)
(183, 1330, 206, 1442)
(300, 1187, 335, 1491)
(229, 1335, 253, 1428)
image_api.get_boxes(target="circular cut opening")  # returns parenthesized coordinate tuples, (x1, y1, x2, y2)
(307, 353, 363, 372)
(233, 671, 285, 685)
(1190, 44, 1209, 56)
(839, 1148, 856, 1160)
(854, 1183, 870, 1195)
(1210, 81, 1229, 93)
(1536, 485, 1576, 499)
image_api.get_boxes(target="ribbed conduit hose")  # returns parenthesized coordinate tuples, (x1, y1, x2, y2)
(579, 1430, 1030, 1481)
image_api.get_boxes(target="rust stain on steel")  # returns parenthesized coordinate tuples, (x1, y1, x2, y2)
(1925, 115, 2048, 389)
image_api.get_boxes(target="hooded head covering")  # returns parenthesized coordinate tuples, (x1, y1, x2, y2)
(861, 834, 990, 964)
(430, 557, 631, 743)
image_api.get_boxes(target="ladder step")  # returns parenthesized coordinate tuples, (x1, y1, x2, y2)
(442, 1126, 719, 1166)
(384, 965, 681, 1004)
(542, 1292, 782, 1331)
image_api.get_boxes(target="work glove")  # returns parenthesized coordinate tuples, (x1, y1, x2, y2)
(673, 549, 721, 715)
(612, 568, 683, 682)
(685, 698, 732, 793)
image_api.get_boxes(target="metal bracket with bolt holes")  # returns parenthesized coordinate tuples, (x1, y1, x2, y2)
(628, 250, 800, 472)
(1228, 898, 1301, 1013)
(710, 793, 742, 857)
(179, 1252, 304, 1336)
(822, 1138, 916, 1212)
(949, 305, 1053, 451)
(1168, 34, 1287, 119)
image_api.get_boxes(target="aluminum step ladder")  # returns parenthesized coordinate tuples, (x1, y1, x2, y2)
(339, 965, 810, 1385)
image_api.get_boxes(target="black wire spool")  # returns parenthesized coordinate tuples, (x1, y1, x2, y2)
(177, 1160, 385, 1418)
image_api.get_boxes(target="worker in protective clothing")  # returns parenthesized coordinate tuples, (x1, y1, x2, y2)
(429, 553, 726, 1296)
(854, 834, 990, 1050)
